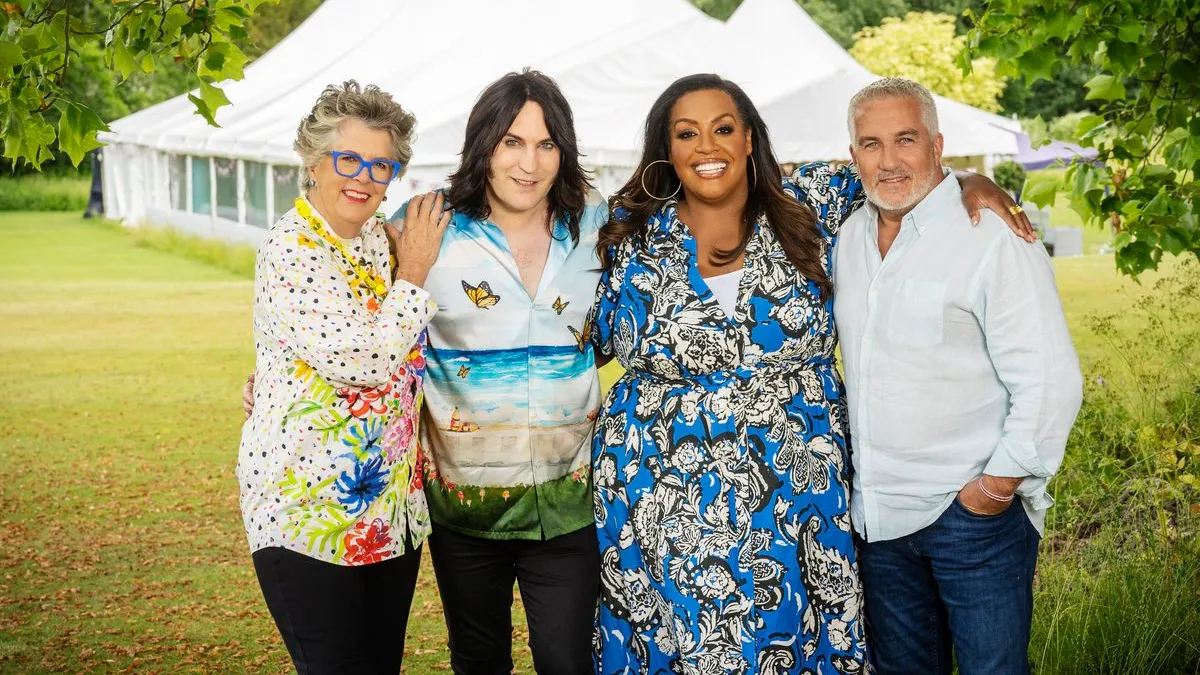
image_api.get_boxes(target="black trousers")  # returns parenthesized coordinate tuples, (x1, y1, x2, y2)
(252, 545, 422, 675)
(428, 523, 600, 675)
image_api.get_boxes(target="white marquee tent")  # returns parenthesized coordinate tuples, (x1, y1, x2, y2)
(100, 0, 1019, 244)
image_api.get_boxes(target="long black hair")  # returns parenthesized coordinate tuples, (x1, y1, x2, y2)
(598, 73, 831, 297)
(446, 68, 592, 242)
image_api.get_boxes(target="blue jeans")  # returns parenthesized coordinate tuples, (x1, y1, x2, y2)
(857, 498, 1040, 675)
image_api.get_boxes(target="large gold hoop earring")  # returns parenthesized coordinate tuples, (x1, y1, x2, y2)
(749, 155, 758, 192)
(640, 159, 681, 201)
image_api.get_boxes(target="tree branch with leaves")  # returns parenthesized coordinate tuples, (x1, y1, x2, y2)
(0, 0, 275, 169)
(967, 0, 1199, 277)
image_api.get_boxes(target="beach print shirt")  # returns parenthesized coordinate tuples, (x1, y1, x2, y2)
(238, 197, 435, 565)
(393, 191, 607, 540)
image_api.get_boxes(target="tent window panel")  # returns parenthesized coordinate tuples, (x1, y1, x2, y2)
(169, 154, 187, 211)
(191, 156, 212, 215)
(244, 161, 269, 228)
(273, 165, 300, 218)
(214, 158, 238, 221)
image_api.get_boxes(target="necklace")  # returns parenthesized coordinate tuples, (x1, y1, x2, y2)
(295, 197, 388, 301)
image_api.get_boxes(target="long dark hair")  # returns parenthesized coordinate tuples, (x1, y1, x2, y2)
(597, 74, 831, 297)
(446, 69, 592, 242)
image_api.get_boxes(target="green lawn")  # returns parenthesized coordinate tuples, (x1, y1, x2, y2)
(0, 212, 1183, 673)
(0, 213, 510, 674)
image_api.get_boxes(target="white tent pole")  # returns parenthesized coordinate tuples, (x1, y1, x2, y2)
(266, 161, 276, 226)
(208, 158, 216, 232)
(185, 154, 193, 214)
(237, 159, 247, 225)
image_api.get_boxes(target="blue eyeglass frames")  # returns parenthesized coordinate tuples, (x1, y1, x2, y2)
(328, 150, 404, 184)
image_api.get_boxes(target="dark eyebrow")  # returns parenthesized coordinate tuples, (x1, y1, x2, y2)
(672, 113, 737, 126)
(895, 128, 920, 138)
(504, 133, 554, 144)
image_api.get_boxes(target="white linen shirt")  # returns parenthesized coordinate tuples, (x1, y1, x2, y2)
(833, 172, 1083, 542)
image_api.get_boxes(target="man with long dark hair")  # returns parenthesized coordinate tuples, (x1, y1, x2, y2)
(400, 69, 603, 675)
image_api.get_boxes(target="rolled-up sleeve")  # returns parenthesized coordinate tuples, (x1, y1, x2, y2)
(260, 231, 436, 388)
(974, 225, 1083, 507)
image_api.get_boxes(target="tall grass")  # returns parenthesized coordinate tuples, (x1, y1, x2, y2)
(1033, 531, 1200, 674)
(122, 223, 257, 279)
(1033, 258, 1200, 674)
(0, 175, 91, 211)
(1048, 259, 1199, 538)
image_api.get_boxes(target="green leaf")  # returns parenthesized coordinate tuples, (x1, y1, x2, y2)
(1159, 228, 1187, 256)
(1043, 10, 1072, 40)
(189, 79, 231, 127)
(1075, 114, 1107, 143)
(0, 40, 23, 74)
(1084, 74, 1126, 101)
(1104, 40, 1140, 72)
(1016, 49, 1057, 84)
(1068, 192, 1099, 226)
(55, 100, 108, 167)
(14, 81, 40, 110)
(197, 42, 248, 81)
(1111, 231, 1133, 250)
(1165, 135, 1200, 172)
(187, 93, 215, 126)
(1115, 239, 1156, 275)
(1023, 170, 1061, 209)
(1142, 164, 1175, 181)
(1117, 18, 1143, 43)
(203, 50, 225, 73)
(1, 112, 56, 169)
(1143, 190, 1172, 216)
(110, 38, 136, 80)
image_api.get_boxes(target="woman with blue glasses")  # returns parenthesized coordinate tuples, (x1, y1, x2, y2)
(237, 80, 450, 674)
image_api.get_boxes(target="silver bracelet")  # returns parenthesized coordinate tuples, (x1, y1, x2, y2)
(977, 477, 1015, 503)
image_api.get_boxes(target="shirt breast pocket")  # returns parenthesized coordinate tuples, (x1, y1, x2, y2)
(887, 279, 945, 347)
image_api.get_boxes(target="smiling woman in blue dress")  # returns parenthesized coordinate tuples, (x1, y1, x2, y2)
(588, 73, 1030, 675)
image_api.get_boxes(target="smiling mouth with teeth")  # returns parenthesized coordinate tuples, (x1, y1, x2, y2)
(693, 161, 729, 177)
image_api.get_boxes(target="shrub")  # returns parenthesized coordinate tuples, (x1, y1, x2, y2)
(993, 160, 1027, 198)
(126, 224, 256, 279)
(0, 175, 92, 211)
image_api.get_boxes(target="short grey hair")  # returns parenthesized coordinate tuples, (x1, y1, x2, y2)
(293, 80, 417, 189)
(847, 77, 940, 142)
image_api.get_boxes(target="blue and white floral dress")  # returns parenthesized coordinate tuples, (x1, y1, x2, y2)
(589, 164, 869, 674)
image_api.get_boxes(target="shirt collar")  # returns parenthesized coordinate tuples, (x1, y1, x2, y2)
(451, 207, 576, 252)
